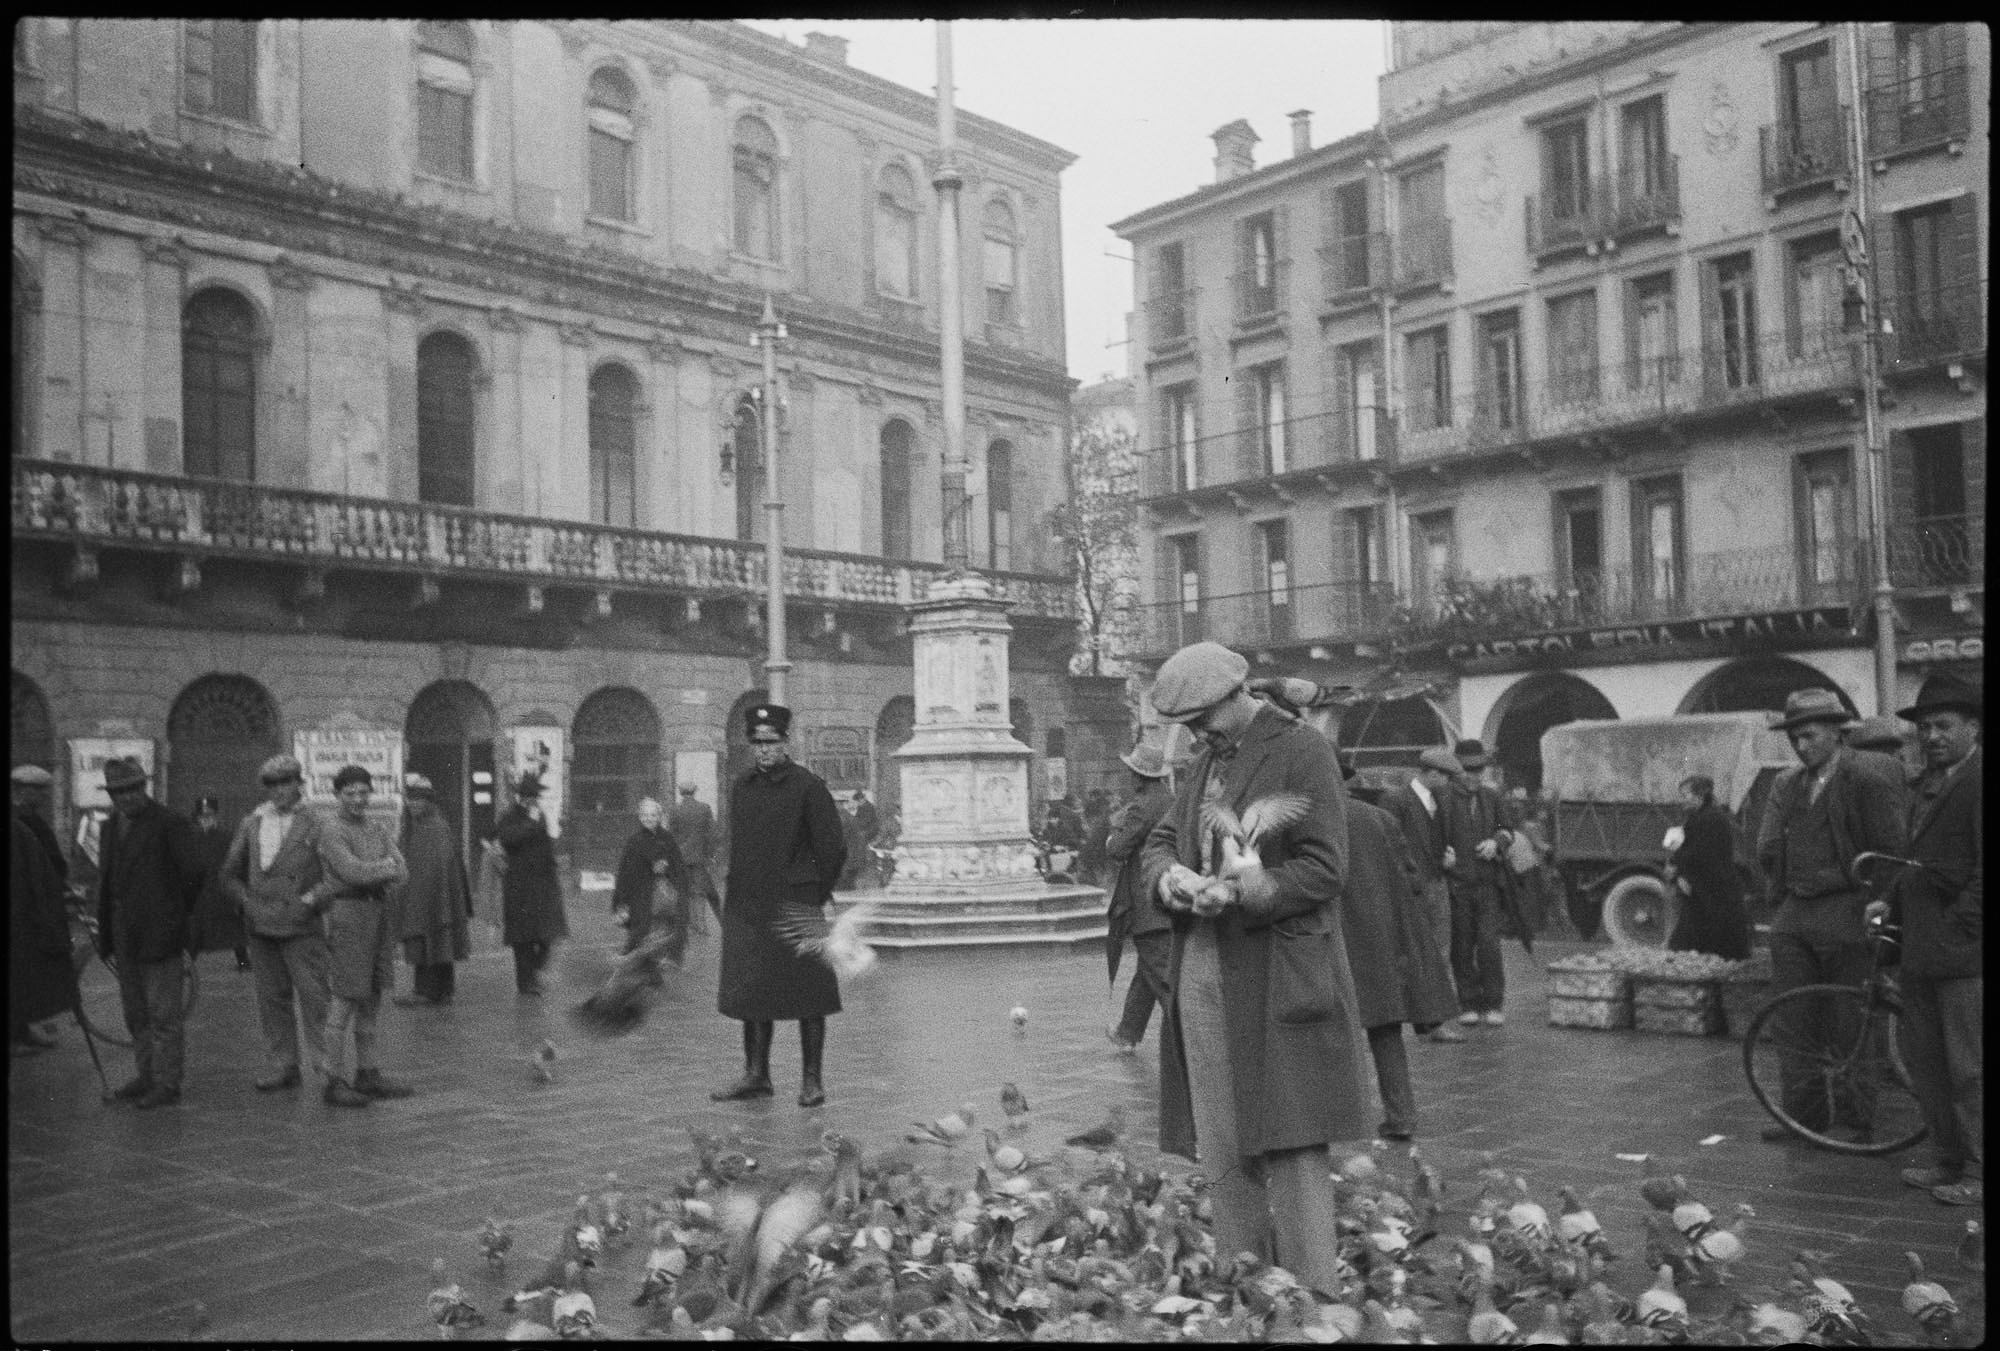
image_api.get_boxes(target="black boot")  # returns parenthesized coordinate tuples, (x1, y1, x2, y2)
(712, 1020, 774, 1100)
(797, 1017, 826, 1108)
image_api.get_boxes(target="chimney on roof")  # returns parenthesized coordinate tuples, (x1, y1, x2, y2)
(1211, 119, 1259, 183)
(803, 32, 848, 65)
(1289, 109, 1313, 157)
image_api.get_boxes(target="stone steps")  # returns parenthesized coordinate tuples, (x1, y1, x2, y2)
(834, 886, 1108, 951)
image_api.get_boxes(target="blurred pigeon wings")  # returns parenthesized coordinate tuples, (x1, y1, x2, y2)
(771, 900, 882, 980)
(1200, 793, 1312, 876)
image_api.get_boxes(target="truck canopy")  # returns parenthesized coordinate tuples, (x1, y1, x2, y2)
(1541, 711, 1795, 813)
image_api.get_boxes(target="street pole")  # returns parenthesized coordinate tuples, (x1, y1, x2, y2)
(753, 293, 790, 706)
(934, 20, 969, 575)
(1844, 22, 1897, 715)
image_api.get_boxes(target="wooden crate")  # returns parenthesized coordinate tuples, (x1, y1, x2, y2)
(1548, 993, 1634, 1030)
(1546, 962, 1628, 1000)
(1632, 977, 1724, 1035)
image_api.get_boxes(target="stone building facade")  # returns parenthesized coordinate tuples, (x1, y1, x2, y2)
(11, 19, 1078, 866)
(1116, 22, 1985, 789)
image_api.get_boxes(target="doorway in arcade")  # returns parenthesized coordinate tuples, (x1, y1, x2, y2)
(404, 680, 498, 869)
(1491, 671, 1618, 793)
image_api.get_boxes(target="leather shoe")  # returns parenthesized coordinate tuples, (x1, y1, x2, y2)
(392, 994, 440, 1008)
(1427, 1024, 1467, 1043)
(324, 1080, 372, 1108)
(1458, 1010, 1482, 1026)
(711, 1074, 774, 1102)
(134, 1086, 181, 1110)
(798, 1075, 826, 1109)
(1902, 1165, 1961, 1190)
(254, 1067, 302, 1092)
(1378, 1124, 1414, 1142)
(354, 1068, 414, 1099)
(110, 1078, 152, 1101)
(1932, 1182, 1983, 1206)
(16, 1026, 58, 1049)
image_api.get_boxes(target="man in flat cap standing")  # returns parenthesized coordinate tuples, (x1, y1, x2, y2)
(1105, 741, 1178, 1052)
(219, 753, 333, 1091)
(1868, 671, 1983, 1204)
(1441, 738, 1521, 1027)
(713, 703, 847, 1108)
(95, 757, 205, 1108)
(1140, 642, 1368, 1295)
(1380, 747, 1467, 1041)
(1756, 687, 1907, 1145)
(312, 765, 411, 1106)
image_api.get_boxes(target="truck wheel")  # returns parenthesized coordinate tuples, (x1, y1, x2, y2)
(1602, 874, 1680, 949)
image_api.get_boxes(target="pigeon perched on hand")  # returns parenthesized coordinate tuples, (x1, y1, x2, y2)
(1200, 793, 1311, 884)
(770, 900, 882, 980)
(907, 1103, 976, 1147)
(1065, 1103, 1127, 1150)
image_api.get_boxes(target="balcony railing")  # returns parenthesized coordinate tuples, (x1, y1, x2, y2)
(1526, 183, 1612, 258)
(1885, 512, 1985, 589)
(1867, 65, 1971, 159)
(1759, 108, 1851, 198)
(1393, 217, 1453, 291)
(10, 459, 1073, 620)
(1881, 282, 1986, 367)
(1614, 153, 1681, 236)
(1233, 261, 1290, 325)
(1320, 404, 1395, 466)
(1132, 579, 1399, 657)
(1145, 288, 1195, 352)
(1320, 231, 1387, 301)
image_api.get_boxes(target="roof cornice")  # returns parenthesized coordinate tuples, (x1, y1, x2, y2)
(1110, 125, 1382, 239)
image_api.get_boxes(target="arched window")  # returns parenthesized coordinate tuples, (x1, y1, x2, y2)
(732, 115, 778, 258)
(586, 65, 637, 223)
(182, 288, 257, 480)
(417, 330, 477, 507)
(167, 674, 282, 825)
(588, 363, 638, 527)
(880, 418, 914, 561)
(873, 694, 914, 824)
(183, 20, 258, 122)
(732, 394, 764, 543)
(986, 438, 1014, 571)
(983, 197, 1019, 326)
(416, 20, 476, 181)
(571, 686, 662, 869)
(405, 679, 497, 865)
(875, 162, 918, 299)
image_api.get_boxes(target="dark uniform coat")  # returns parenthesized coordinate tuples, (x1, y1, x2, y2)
(1668, 802, 1752, 960)
(12, 814, 78, 1026)
(611, 824, 688, 941)
(717, 757, 846, 1022)
(95, 797, 204, 964)
(397, 805, 474, 966)
(1887, 746, 1982, 981)
(1139, 704, 1372, 1162)
(495, 804, 570, 946)
(1343, 793, 1461, 1029)
(188, 821, 247, 954)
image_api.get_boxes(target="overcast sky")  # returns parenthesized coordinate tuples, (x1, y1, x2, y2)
(741, 19, 1388, 388)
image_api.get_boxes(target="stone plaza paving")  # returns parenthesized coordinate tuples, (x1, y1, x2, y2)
(8, 900, 1983, 1342)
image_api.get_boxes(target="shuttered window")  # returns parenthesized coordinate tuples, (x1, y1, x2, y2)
(185, 20, 257, 121)
(182, 289, 257, 481)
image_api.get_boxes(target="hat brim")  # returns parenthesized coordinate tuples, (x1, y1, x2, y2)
(1896, 698, 1981, 722)
(1120, 752, 1167, 777)
(1773, 709, 1852, 733)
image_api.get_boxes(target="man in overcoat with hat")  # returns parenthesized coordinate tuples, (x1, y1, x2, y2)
(1866, 670, 1982, 1204)
(1139, 642, 1369, 1295)
(495, 770, 569, 996)
(1755, 686, 1907, 1144)
(713, 702, 848, 1108)
(1105, 741, 1178, 1052)
(394, 773, 473, 1007)
(1379, 746, 1468, 1041)
(1441, 738, 1522, 1026)
(94, 757, 205, 1108)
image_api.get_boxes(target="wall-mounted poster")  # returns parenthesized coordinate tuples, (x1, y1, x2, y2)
(68, 738, 158, 812)
(295, 720, 405, 829)
(509, 726, 566, 839)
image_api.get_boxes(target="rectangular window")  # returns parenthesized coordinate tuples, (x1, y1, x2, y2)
(1893, 201, 1949, 322)
(1547, 290, 1600, 405)
(1155, 241, 1187, 342)
(1542, 118, 1592, 221)
(1339, 340, 1380, 461)
(984, 235, 1018, 325)
(1631, 475, 1686, 611)
(1906, 422, 1971, 584)
(1405, 325, 1452, 430)
(1555, 487, 1604, 621)
(1794, 449, 1854, 596)
(1712, 253, 1759, 389)
(1478, 309, 1523, 430)
(876, 205, 915, 298)
(1241, 212, 1279, 318)
(1255, 364, 1287, 476)
(1348, 506, 1380, 589)
(418, 81, 474, 181)
(1171, 534, 1203, 645)
(1165, 384, 1198, 492)
(588, 128, 632, 222)
(185, 20, 257, 121)
(1620, 96, 1669, 199)
(1786, 231, 1843, 358)
(1334, 179, 1372, 291)
(1894, 24, 1956, 142)
(1259, 519, 1292, 640)
(1627, 271, 1679, 389)
(1397, 163, 1447, 284)
(1776, 41, 1840, 180)
(1411, 509, 1456, 616)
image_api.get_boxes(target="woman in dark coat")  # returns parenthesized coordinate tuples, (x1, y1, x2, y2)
(495, 773, 568, 995)
(11, 814, 79, 1049)
(1667, 774, 1752, 960)
(610, 797, 689, 964)
(713, 703, 847, 1108)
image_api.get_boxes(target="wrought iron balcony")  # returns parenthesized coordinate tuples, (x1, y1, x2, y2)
(1881, 282, 1986, 368)
(1130, 579, 1399, 659)
(10, 458, 1074, 620)
(1144, 288, 1195, 352)
(1526, 183, 1613, 259)
(1232, 260, 1290, 326)
(1319, 404, 1395, 466)
(1614, 153, 1681, 237)
(1759, 108, 1851, 199)
(1884, 512, 1985, 590)
(1319, 231, 1387, 302)
(1392, 218, 1453, 291)
(1867, 65, 1971, 160)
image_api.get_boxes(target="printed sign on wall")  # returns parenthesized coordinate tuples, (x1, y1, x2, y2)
(509, 726, 566, 839)
(69, 738, 157, 812)
(295, 723, 405, 826)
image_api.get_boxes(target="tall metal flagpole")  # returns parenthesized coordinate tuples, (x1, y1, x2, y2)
(753, 294, 790, 706)
(935, 20, 969, 575)
(1844, 22, 1896, 714)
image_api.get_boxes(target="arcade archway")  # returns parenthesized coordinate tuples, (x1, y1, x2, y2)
(1487, 672, 1618, 793)
(405, 680, 498, 866)
(1679, 656, 1853, 717)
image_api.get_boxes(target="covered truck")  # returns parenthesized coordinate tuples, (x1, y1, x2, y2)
(1541, 712, 1797, 946)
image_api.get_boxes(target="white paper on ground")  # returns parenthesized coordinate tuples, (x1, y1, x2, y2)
(1699, 1134, 1726, 1146)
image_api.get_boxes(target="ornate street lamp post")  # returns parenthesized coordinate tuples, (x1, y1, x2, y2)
(751, 294, 791, 706)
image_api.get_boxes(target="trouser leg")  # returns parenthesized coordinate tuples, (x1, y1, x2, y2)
(324, 995, 359, 1085)
(137, 959, 185, 1093)
(1939, 978, 1983, 1176)
(1368, 1022, 1417, 1136)
(1422, 880, 1458, 1005)
(351, 991, 381, 1074)
(1264, 1144, 1347, 1298)
(1901, 975, 1963, 1172)
(1769, 931, 1828, 1128)
(1114, 968, 1156, 1045)
(116, 954, 154, 1088)
(412, 962, 447, 1002)
(660, 891, 689, 967)
(1449, 887, 1482, 1012)
(1817, 939, 1875, 1129)
(1179, 925, 1270, 1269)
(1472, 889, 1506, 1011)
(283, 933, 332, 1078)
(248, 932, 300, 1072)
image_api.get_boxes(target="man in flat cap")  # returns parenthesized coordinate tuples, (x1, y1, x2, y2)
(1755, 686, 1907, 1145)
(714, 702, 847, 1108)
(1441, 738, 1524, 1027)
(95, 757, 205, 1108)
(1139, 642, 1368, 1294)
(393, 773, 473, 1008)
(313, 765, 411, 1106)
(1868, 670, 1983, 1204)
(495, 771, 569, 997)
(220, 753, 334, 1092)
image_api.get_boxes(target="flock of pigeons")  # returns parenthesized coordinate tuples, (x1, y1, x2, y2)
(423, 1092, 1985, 1343)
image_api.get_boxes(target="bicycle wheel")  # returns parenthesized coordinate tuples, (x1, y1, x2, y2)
(67, 930, 201, 1049)
(1743, 983, 1927, 1156)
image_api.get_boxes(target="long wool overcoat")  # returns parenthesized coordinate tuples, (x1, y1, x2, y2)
(717, 756, 847, 1022)
(95, 797, 205, 964)
(495, 804, 570, 947)
(12, 814, 78, 1026)
(397, 804, 474, 966)
(1342, 792, 1460, 1029)
(1140, 704, 1372, 1162)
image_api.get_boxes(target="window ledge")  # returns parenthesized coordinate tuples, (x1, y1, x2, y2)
(728, 249, 785, 270)
(180, 107, 271, 137)
(585, 214, 652, 239)
(1870, 134, 1969, 174)
(413, 168, 489, 195)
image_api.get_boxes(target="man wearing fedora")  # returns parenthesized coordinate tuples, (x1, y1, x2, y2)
(1104, 740, 1178, 1052)
(495, 770, 569, 996)
(1381, 747, 1468, 1042)
(1140, 642, 1369, 1295)
(1756, 686, 1908, 1145)
(1866, 670, 1982, 1204)
(1845, 714, 1917, 784)
(94, 757, 205, 1108)
(218, 753, 333, 1092)
(1442, 738, 1522, 1027)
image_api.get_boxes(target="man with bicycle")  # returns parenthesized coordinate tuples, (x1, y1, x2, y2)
(94, 757, 205, 1110)
(1756, 688, 1908, 1146)
(1866, 671, 1982, 1206)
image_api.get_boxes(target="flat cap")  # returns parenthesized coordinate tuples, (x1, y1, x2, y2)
(10, 764, 54, 787)
(403, 772, 435, 796)
(259, 753, 303, 785)
(1150, 642, 1249, 720)
(1843, 715, 1908, 752)
(1417, 747, 1464, 776)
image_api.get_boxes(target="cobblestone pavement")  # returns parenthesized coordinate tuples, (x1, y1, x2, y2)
(8, 901, 1983, 1342)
